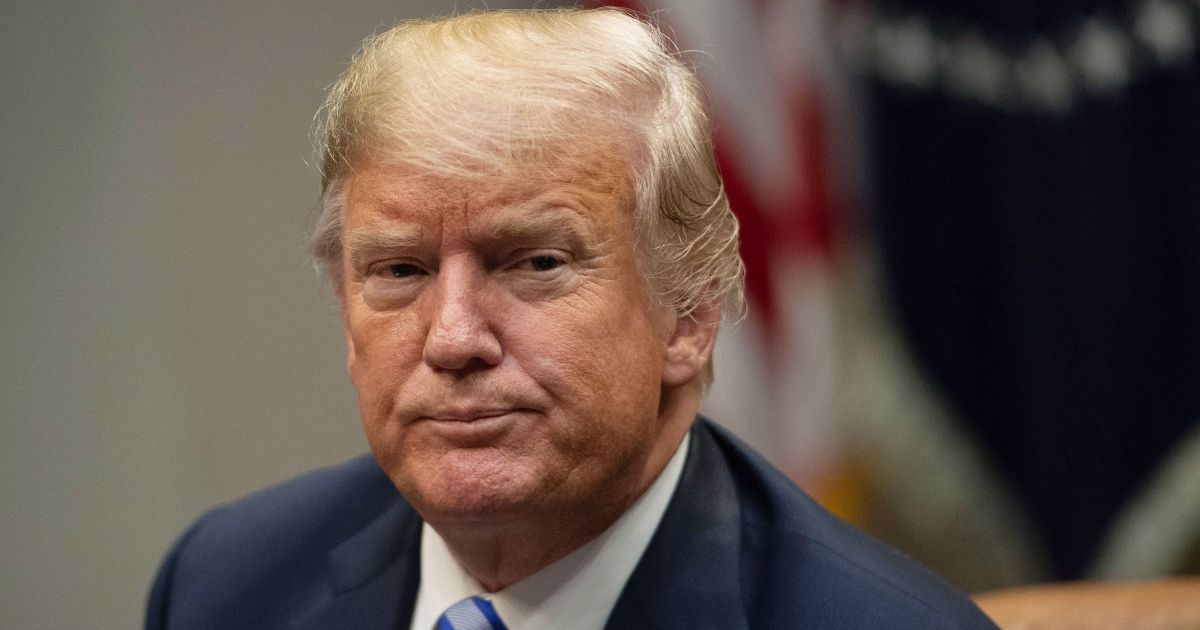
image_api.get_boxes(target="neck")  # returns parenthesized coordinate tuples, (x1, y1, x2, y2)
(430, 380, 701, 592)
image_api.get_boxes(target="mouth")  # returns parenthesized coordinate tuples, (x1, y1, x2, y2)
(419, 408, 533, 443)
(426, 408, 520, 423)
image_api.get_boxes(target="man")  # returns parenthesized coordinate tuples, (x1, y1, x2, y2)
(146, 9, 998, 630)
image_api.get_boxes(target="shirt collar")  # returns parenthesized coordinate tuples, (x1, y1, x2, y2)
(410, 431, 691, 630)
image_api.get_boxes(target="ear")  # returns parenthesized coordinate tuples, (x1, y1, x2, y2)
(662, 296, 722, 387)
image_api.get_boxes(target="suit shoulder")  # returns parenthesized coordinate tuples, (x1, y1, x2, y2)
(702, 420, 998, 630)
(147, 454, 408, 629)
(188, 453, 399, 552)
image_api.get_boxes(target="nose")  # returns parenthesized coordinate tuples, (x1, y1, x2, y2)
(422, 255, 503, 372)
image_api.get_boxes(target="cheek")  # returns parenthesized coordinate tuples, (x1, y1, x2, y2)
(500, 283, 667, 445)
(347, 312, 426, 430)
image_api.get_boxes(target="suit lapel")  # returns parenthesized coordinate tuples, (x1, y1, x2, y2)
(292, 499, 423, 630)
(605, 419, 751, 630)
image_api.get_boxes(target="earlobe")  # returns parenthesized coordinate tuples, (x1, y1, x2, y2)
(345, 324, 358, 374)
(340, 300, 358, 377)
(662, 299, 721, 387)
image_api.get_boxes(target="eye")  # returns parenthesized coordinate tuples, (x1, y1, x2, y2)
(387, 263, 424, 278)
(529, 255, 561, 271)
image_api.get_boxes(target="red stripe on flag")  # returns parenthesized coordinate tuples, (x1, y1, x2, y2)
(714, 135, 779, 332)
(788, 86, 835, 259)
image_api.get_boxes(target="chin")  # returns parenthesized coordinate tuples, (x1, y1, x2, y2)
(400, 448, 547, 523)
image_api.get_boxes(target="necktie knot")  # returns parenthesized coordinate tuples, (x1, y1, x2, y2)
(436, 596, 508, 630)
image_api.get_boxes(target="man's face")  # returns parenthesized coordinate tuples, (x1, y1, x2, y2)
(339, 148, 676, 524)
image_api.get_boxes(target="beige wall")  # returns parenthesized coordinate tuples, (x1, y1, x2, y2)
(0, 1, 553, 627)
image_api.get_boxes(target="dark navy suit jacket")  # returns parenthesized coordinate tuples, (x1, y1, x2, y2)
(146, 418, 1000, 629)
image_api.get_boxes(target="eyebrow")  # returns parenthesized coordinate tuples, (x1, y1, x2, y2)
(343, 226, 424, 269)
(476, 209, 592, 250)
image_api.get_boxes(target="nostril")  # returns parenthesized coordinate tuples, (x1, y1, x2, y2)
(451, 356, 497, 376)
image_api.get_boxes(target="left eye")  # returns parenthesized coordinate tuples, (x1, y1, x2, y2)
(529, 255, 561, 271)
(387, 263, 423, 278)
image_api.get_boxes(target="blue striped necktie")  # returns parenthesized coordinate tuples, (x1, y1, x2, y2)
(436, 596, 509, 630)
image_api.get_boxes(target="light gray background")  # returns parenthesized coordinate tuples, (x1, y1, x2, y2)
(1, 1, 556, 626)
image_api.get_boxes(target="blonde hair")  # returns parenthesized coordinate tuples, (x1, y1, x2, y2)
(311, 8, 744, 325)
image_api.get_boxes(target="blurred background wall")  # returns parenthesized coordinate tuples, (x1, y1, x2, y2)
(4, 0, 1200, 627)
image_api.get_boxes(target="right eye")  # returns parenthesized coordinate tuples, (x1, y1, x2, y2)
(362, 261, 428, 308)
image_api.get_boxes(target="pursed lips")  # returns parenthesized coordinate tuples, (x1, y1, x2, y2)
(424, 407, 521, 422)
(417, 407, 534, 445)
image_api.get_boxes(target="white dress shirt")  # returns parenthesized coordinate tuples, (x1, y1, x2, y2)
(409, 432, 691, 630)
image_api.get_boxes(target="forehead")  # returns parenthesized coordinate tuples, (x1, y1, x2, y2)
(342, 140, 635, 229)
